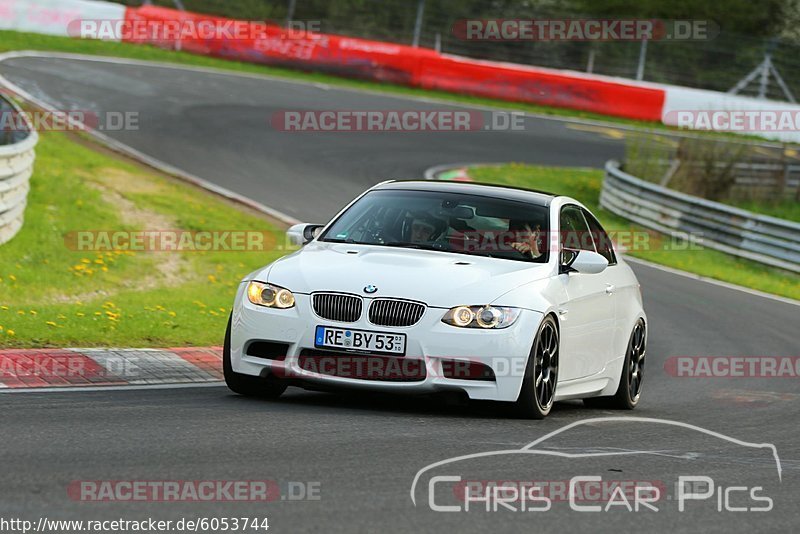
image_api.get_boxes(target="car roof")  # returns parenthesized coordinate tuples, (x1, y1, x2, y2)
(372, 180, 556, 207)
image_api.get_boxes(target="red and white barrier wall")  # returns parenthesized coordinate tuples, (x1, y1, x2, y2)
(660, 85, 800, 144)
(0, 0, 125, 39)
(4, 0, 800, 142)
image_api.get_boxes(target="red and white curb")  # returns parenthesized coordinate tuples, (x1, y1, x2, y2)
(424, 163, 473, 182)
(0, 347, 223, 389)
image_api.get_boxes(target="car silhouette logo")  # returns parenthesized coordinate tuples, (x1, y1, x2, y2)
(364, 285, 378, 294)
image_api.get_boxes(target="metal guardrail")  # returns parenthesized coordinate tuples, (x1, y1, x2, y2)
(642, 158, 800, 197)
(0, 95, 38, 246)
(601, 160, 800, 274)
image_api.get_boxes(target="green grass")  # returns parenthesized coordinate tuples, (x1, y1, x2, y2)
(623, 134, 800, 223)
(0, 29, 773, 141)
(726, 198, 800, 222)
(0, 131, 286, 348)
(468, 164, 800, 301)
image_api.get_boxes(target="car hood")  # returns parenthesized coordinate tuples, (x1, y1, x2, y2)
(256, 241, 552, 308)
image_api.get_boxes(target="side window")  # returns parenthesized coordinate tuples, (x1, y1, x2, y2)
(582, 209, 617, 265)
(559, 205, 595, 252)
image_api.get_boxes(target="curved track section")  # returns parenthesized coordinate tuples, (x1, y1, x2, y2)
(0, 55, 625, 221)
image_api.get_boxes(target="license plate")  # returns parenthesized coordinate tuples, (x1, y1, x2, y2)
(314, 326, 406, 355)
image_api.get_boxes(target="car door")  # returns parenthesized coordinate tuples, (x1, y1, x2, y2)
(582, 208, 627, 363)
(556, 205, 616, 381)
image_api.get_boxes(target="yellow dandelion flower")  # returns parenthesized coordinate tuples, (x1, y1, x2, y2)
(46, 321, 57, 327)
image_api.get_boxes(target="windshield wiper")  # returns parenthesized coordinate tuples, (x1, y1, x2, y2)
(453, 248, 543, 262)
(381, 241, 443, 251)
(322, 238, 361, 244)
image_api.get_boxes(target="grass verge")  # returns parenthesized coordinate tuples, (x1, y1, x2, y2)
(468, 164, 800, 301)
(0, 129, 286, 348)
(726, 198, 800, 223)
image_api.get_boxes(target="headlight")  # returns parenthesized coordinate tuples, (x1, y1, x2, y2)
(442, 305, 521, 329)
(246, 281, 295, 309)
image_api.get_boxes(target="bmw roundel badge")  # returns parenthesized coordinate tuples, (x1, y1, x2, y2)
(364, 285, 378, 294)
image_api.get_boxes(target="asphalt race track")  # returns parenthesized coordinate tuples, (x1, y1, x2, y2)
(0, 55, 625, 221)
(1, 55, 799, 532)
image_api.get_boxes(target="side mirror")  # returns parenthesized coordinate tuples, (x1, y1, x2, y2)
(560, 249, 608, 275)
(287, 223, 324, 246)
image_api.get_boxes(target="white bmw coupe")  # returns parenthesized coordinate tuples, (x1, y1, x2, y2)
(225, 180, 646, 418)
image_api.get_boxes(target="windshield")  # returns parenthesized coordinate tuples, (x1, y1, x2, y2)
(319, 189, 550, 263)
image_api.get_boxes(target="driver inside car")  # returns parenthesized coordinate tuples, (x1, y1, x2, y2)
(508, 221, 544, 259)
(410, 218, 437, 243)
(405, 212, 447, 245)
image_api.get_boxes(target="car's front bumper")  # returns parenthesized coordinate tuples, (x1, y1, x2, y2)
(230, 284, 542, 402)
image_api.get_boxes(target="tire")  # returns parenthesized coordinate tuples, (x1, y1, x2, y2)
(223, 315, 287, 399)
(584, 319, 645, 410)
(512, 315, 559, 419)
